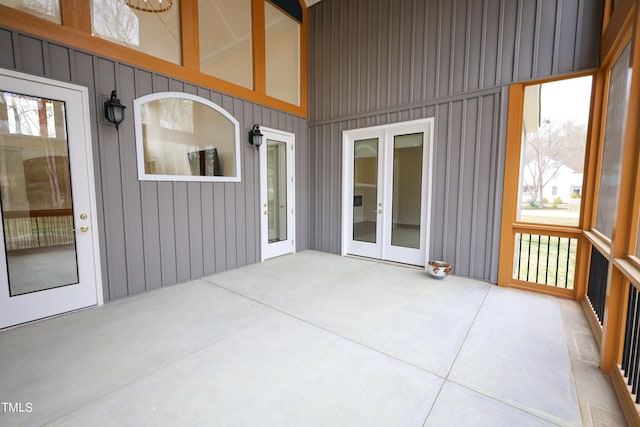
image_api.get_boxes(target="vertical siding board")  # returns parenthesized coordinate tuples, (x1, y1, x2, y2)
(465, 0, 482, 92)
(243, 102, 257, 265)
(17, 35, 44, 75)
(117, 64, 146, 295)
(558, 0, 580, 73)
(234, 97, 247, 267)
(223, 97, 237, 269)
(201, 183, 216, 275)
(425, 0, 438, 100)
(578, 0, 603, 69)
(48, 44, 71, 81)
(482, 0, 499, 88)
(213, 182, 227, 270)
(516, 0, 536, 81)
(431, 103, 447, 261)
(451, 0, 467, 95)
(157, 182, 177, 286)
(437, 0, 452, 97)
(537, 0, 558, 77)
(173, 182, 191, 282)
(532, 0, 543, 78)
(137, 120, 163, 291)
(0, 29, 15, 68)
(460, 98, 478, 276)
(187, 182, 204, 278)
(95, 58, 128, 299)
(552, 0, 563, 74)
(499, 0, 518, 84)
(411, 0, 425, 103)
(446, 102, 462, 266)
(489, 91, 507, 282)
(399, 0, 413, 106)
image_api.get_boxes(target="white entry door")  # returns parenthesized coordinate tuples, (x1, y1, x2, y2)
(0, 69, 102, 329)
(260, 127, 295, 260)
(342, 119, 433, 266)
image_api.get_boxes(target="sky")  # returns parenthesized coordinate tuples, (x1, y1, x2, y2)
(540, 75, 593, 126)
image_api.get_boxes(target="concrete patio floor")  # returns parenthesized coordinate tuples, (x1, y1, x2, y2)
(0, 251, 625, 426)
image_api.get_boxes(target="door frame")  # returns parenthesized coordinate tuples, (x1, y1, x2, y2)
(259, 126, 296, 261)
(0, 68, 103, 329)
(341, 118, 434, 266)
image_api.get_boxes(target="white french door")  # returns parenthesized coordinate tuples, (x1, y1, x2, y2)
(342, 119, 433, 266)
(0, 69, 102, 329)
(260, 127, 295, 261)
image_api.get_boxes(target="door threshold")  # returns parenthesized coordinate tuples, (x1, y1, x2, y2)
(343, 254, 425, 270)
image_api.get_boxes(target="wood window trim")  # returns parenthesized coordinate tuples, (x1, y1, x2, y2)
(0, 0, 308, 118)
(498, 72, 595, 296)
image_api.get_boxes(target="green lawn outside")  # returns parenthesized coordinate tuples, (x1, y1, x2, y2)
(514, 233, 577, 289)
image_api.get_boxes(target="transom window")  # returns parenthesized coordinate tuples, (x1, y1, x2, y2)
(133, 92, 241, 182)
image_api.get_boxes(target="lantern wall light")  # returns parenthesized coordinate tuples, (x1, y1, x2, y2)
(104, 90, 126, 130)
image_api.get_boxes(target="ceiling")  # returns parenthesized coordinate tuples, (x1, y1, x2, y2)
(305, 0, 323, 7)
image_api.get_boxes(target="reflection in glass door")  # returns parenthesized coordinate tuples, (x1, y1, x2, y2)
(267, 140, 288, 243)
(260, 127, 295, 261)
(353, 138, 379, 244)
(0, 70, 101, 329)
(390, 133, 424, 250)
(1, 92, 79, 296)
(342, 119, 433, 266)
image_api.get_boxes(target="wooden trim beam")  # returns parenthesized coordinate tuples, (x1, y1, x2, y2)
(601, 0, 635, 66)
(497, 84, 524, 287)
(0, 1, 308, 118)
(581, 298, 603, 347)
(252, 0, 267, 95)
(180, 0, 200, 71)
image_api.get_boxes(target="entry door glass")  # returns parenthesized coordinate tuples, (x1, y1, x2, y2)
(391, 133, 423, 249)
(267, 139, 287, 243)
(353, 138, 378, 243)
(0, 91, 79, 296)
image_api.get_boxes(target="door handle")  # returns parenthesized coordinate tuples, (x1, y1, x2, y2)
(74, 226, 89, 232)
(372, 210, 382, 214)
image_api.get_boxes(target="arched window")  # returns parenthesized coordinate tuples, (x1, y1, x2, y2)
(133, 92, 241, 182)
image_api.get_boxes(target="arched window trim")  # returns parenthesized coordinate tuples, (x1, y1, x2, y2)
(133, 91, 241, 183)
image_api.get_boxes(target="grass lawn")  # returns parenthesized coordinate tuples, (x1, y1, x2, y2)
(515, 233, 577, 289)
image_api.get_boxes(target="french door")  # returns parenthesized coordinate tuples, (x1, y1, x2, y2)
(0, 69, 102, 329)
(260, 127, 295, 260)
(342, 119, 433, 266)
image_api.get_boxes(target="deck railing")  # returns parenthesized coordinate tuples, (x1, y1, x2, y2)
(586, 246, 609, 326)
(513, 231, 578, 290)
(2, 209, 74, 251)
(621, 283, 640, 404)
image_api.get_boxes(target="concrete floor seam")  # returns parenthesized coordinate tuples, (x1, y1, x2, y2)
(420, 285, 492, 426)
(203, 277, 446, 379)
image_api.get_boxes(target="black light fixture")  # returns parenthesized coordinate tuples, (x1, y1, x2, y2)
(249, 124, 263, 150)
(104, 90, 126, 130)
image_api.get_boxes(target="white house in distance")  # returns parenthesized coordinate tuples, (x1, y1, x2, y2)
(521, 157, 583, 205)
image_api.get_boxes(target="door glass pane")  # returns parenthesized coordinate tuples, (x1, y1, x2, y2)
(267, 139, 287, 243)
(391, 133, 423, 249)
(0, 91, 78, 296)
(517, 76, 592, 226)
(353, 139, 378, 243)
(0, 0, 61, 24)
(596, 42, 632, 239)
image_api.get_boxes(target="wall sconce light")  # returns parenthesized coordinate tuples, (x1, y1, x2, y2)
(104, 90, 126, 130)
(249, 124, 263, 150)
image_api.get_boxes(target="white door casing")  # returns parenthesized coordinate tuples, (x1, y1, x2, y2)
(0, 68, 102, 329)
(259, 127, 295, 261)
(342, 118, 434, 266)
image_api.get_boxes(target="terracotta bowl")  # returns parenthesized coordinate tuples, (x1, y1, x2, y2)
(426, 260, 452, 279)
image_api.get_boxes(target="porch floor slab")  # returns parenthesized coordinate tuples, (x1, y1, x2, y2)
(0, 251, 625, 426)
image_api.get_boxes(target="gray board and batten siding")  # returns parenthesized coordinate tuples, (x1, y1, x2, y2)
(308, 0, 603, 282)
(0, 27, 310, 302)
